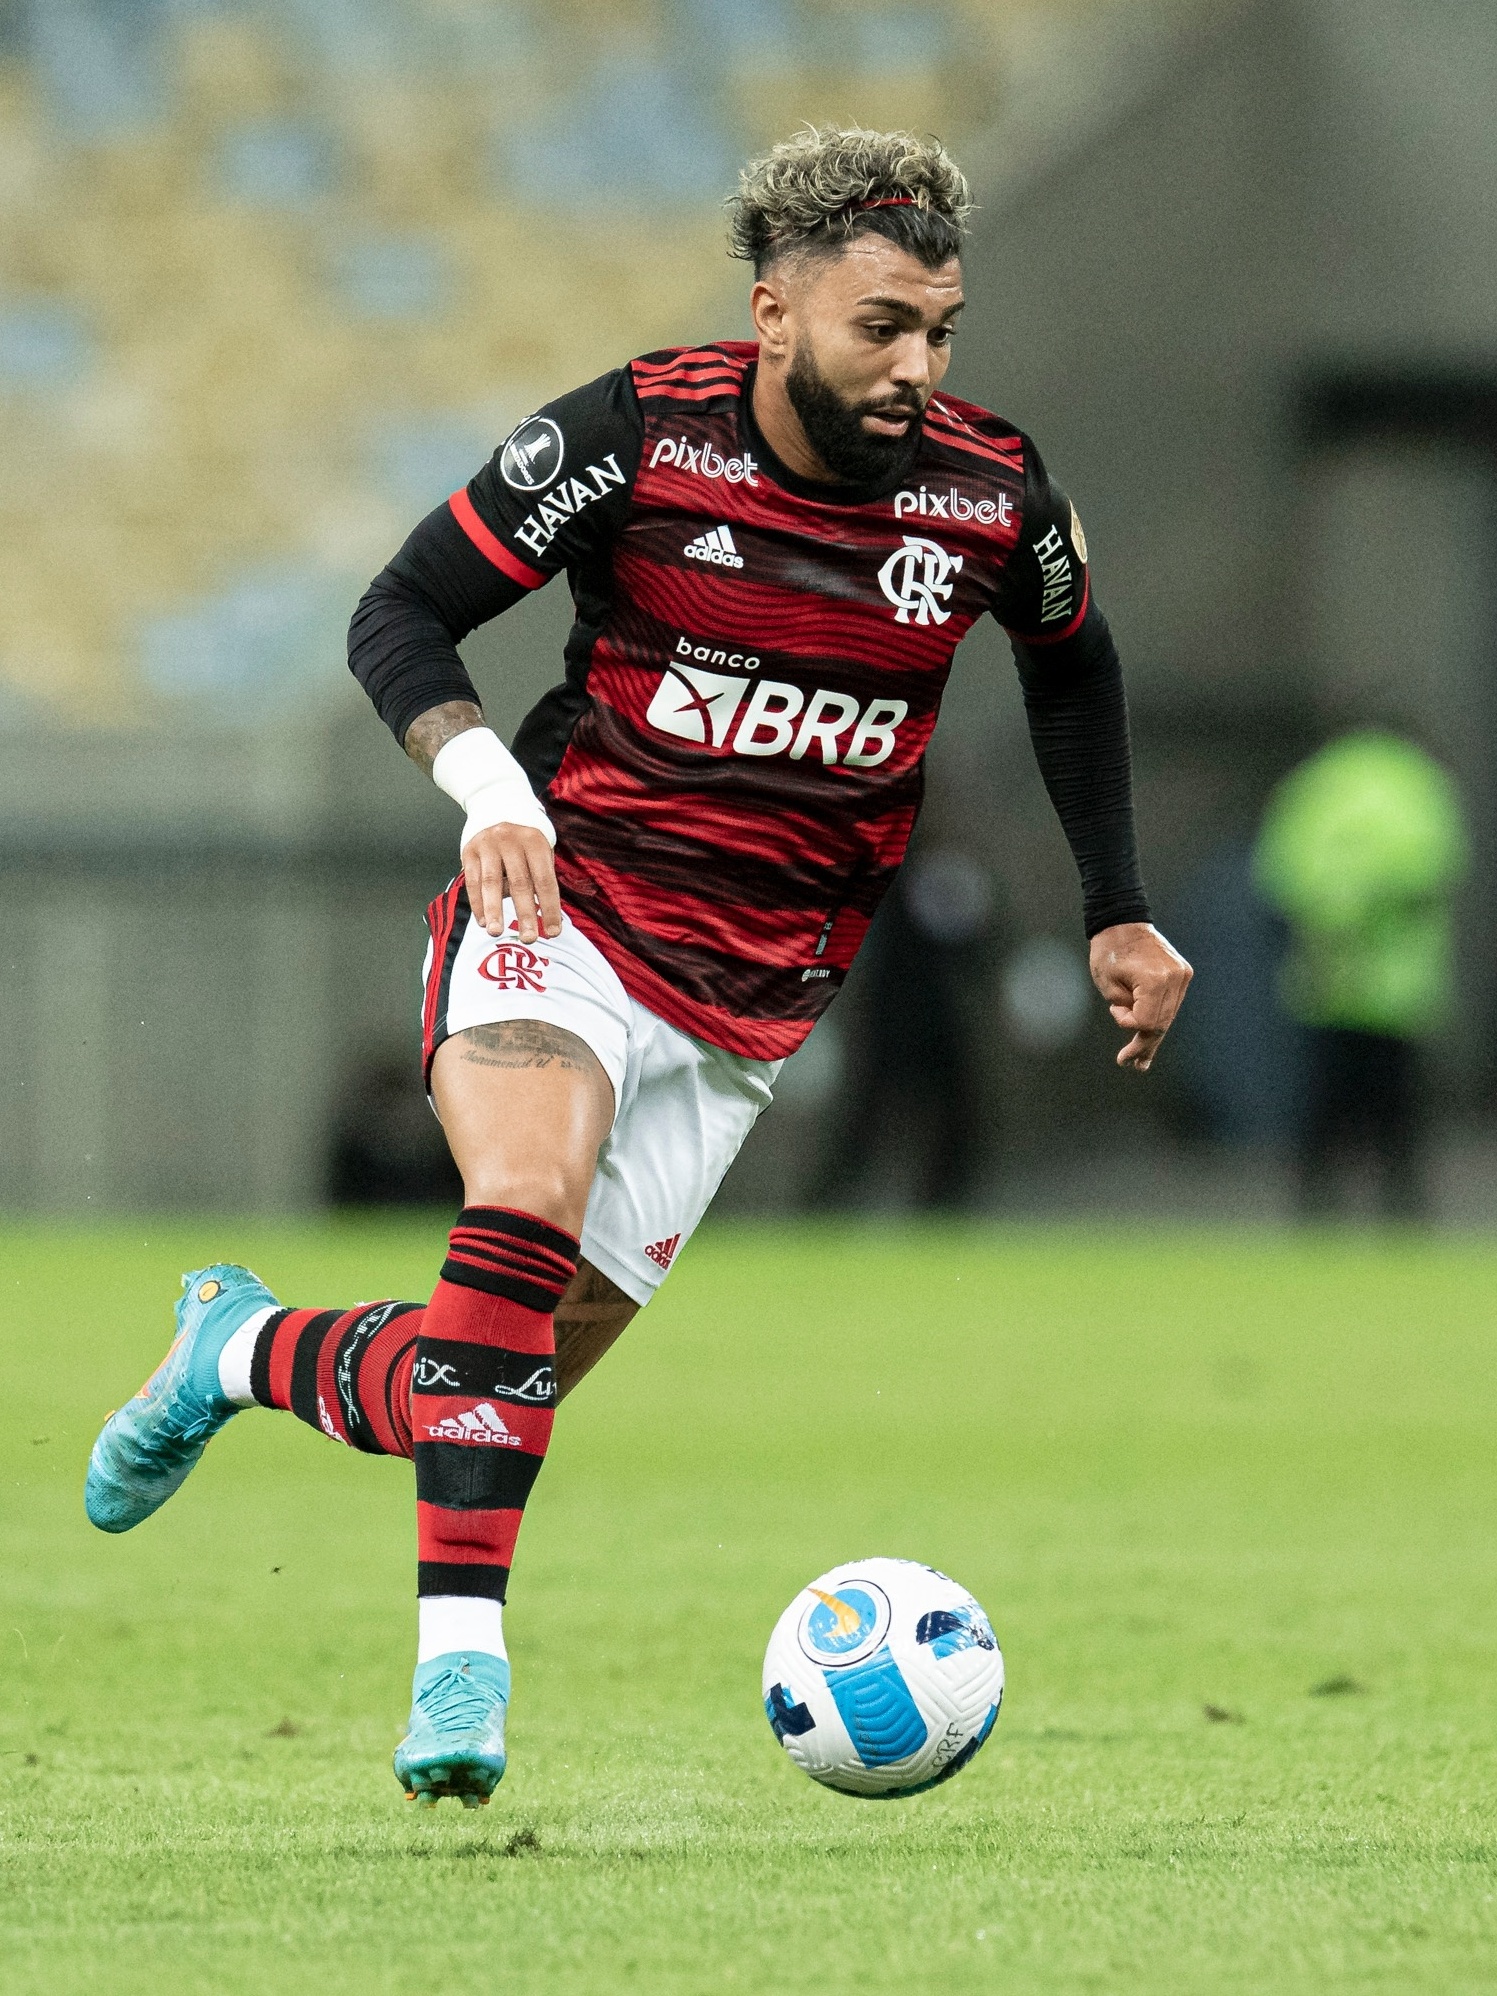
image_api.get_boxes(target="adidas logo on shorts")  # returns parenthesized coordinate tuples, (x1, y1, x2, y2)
(644, 1234, 681, 1270)
(684, 525, 744, 569)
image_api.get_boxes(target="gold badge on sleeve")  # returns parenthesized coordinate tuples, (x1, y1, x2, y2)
(1069, 501, 1088, 565)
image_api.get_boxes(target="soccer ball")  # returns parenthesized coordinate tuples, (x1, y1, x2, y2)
(762, 1558, 1003, 1797)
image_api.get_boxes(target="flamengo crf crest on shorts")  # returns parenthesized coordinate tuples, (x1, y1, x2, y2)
(478, 942, 550, 990)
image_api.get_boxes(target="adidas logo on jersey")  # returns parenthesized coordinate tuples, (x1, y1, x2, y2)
(644, 1234, 681, 1270)
(423, 1403, 524, 1447)
(684, 525, 744, 569)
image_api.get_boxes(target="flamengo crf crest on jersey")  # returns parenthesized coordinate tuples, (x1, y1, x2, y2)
(877, 536, 964, 626)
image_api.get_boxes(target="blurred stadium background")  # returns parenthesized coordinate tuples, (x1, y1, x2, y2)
(2, 0, 1496, 1223)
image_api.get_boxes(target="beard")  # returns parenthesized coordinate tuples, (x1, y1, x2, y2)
(784, 343, 925, 485)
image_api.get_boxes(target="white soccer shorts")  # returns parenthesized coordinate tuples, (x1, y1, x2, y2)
(420, 885, 779, 1305)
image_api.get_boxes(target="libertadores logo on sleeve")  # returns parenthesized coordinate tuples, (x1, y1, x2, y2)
(500, 416, 565, 492)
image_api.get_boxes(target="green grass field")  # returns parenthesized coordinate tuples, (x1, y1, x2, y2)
(5, 1219, 1497, 1994)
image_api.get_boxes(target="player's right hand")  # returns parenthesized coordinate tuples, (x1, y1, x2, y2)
(462, 823, 563, 944)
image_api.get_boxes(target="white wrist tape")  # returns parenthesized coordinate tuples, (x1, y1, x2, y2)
(431, 727, 555, 852)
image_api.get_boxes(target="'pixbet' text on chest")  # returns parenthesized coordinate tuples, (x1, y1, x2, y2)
(649, 436, 760, 484)
(894, 484, 1012, 526)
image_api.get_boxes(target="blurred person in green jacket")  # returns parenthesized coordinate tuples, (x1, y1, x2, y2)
(1254, 732, 1468, 1219)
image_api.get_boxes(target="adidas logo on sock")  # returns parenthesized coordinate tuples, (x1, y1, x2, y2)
(644, 1234, 681, 1270)
(683, 525, 744, 569)
(423, 1402, 524, 1447)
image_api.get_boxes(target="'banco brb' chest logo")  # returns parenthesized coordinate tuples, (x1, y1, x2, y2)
(477, 943, 550, 991)
(877, 536, 964, 626)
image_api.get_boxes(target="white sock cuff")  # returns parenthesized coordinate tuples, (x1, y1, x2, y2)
(216, 1304, 277, 1407)
(418, 1595, 506, 1664)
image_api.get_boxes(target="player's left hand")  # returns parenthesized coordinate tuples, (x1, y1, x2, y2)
(1088, 922, 1192, 1072)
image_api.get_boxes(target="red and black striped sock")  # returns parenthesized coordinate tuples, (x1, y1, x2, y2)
(250, 1300, 423, 1457)
(413, 1206, 575, 1605)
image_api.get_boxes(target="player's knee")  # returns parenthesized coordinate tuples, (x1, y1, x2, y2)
(460, 1162, 588, 1231)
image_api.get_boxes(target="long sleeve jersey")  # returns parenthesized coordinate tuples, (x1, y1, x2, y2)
(350, 341, 1150, 1059)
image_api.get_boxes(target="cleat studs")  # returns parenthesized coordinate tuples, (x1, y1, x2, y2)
(460, 1793, 488, 1810)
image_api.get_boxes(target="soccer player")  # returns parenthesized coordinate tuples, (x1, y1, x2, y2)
(85, 127, 1191, 1805)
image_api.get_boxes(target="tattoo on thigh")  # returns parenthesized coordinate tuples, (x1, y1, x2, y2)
(457, 1020, 596, 1072)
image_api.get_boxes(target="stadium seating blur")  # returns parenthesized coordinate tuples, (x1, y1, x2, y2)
(0, 0, 1218, 1217)
(0, 0, 1033, 724)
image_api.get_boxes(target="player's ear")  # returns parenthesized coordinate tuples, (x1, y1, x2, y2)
(750, 276, 791, 360)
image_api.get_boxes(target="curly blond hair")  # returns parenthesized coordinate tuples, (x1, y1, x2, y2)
(728, 125, 972, 274)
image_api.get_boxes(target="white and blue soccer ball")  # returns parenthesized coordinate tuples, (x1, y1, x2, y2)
(762, 1557, 1003, 1797)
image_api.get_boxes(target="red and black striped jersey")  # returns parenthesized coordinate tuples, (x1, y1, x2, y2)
(353, 341, 1137, 1061)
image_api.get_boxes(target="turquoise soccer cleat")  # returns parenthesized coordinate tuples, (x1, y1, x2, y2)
(394, 1653, 511, 1808)
(84, 1263, 280, 1534)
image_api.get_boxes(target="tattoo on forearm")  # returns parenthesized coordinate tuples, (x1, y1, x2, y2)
(403, 699, 486, 775)
(456, 1020, 598, 1072)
